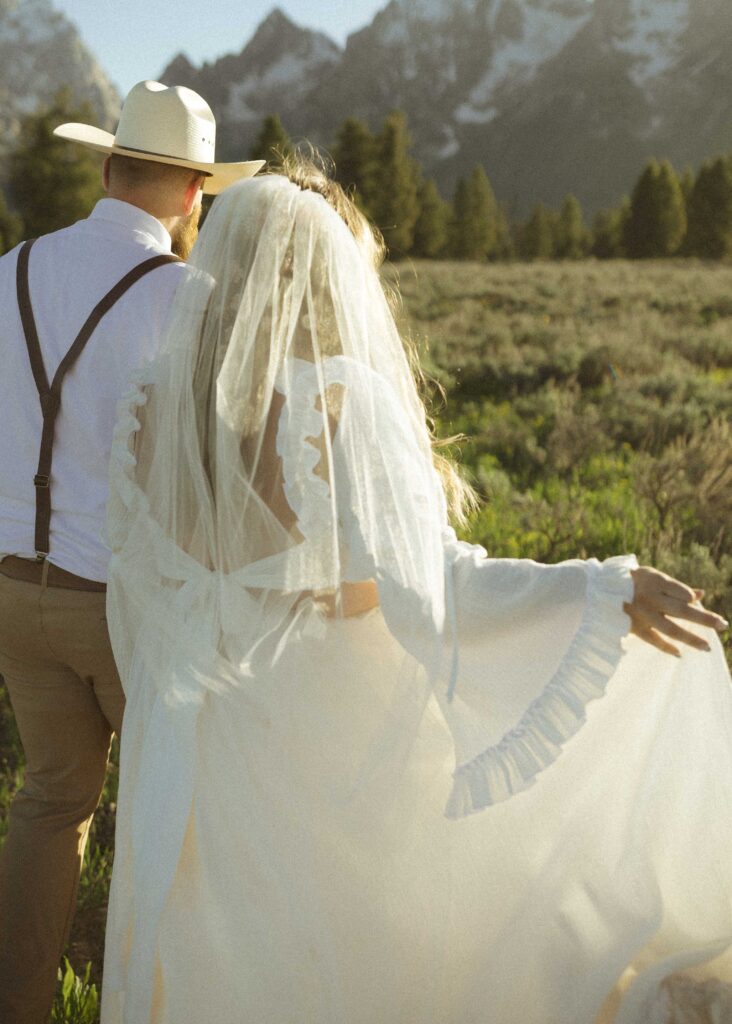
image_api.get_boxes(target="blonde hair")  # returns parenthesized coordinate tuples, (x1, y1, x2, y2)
(269, 149, 477, 527)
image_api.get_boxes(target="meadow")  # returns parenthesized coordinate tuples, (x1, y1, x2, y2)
(0, 258, 730, 1021)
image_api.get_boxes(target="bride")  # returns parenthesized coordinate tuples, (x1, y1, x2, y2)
(101, 158, 732, 1024)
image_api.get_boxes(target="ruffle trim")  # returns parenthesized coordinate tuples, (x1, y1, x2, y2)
(106, 370, 153, 552)
(275, 358, 334, 543)
(445, 555, 637, 818)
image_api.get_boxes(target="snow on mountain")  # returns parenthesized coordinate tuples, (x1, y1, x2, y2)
(224, 30, 340, 122)
(613, 0, 688, 86)
(0, 0, 120, 159)
(459, 0, 594, 120)
(454, 102, 497, 125)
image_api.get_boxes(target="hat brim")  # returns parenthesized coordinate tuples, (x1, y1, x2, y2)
(53, 123, 265, 195)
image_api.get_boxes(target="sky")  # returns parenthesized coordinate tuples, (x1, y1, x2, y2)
(54, 1, 387, 96)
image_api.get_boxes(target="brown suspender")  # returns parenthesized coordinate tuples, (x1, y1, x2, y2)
(15, 238, 182, 562)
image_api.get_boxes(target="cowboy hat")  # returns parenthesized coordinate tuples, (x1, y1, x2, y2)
(53, 80, 264, 195)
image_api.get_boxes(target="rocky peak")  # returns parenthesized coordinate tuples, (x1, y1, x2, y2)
(240, 6, 341, 78)
(163, 52, 198, 86)
(252, 7, 298, 42)
(0, 0, 120, 161)
(160, 8, 341, 159)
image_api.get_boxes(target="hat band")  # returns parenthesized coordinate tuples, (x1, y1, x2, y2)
(113, 142, 214, 174)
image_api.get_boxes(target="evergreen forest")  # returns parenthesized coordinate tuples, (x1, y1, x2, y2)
(4, 96, 732, 261)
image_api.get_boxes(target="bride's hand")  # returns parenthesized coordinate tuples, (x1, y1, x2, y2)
(624, 566, 728, 657)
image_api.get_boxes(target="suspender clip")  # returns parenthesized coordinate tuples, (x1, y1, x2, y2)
(34, 474, 50, 488)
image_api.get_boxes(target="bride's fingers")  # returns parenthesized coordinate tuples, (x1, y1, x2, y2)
(631, 624, 681, 659)
(660, 598, 728, 632)
(640, 608, 712, 652)
(657, 578, 698, 605)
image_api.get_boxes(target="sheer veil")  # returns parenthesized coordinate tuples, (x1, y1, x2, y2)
(107, 173, 451, 710)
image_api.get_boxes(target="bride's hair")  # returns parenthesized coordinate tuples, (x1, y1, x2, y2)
(268, 148, 477, 527)
(267, 147, 387, 271)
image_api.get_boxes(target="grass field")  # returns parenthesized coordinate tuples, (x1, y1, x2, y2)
(397, 260, 732, 608)
(1, 258, 730, 1021)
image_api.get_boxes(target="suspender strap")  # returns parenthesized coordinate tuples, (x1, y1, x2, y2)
(16, 240, 182, 561)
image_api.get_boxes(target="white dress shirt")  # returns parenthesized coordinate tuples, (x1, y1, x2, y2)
(0, 198, 188, 582)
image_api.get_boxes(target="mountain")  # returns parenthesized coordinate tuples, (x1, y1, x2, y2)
(162, 9, 341, 160)
(439, 0, 732, 217)
(0, 0, 120, 160)
(161, 0, 732, 216)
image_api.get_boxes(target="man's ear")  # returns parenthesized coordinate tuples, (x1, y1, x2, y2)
(102, 156, 111, 193)
(182, 175, 205, 216)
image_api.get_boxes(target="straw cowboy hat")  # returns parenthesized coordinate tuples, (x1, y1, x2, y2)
(54, 80, 264, 195)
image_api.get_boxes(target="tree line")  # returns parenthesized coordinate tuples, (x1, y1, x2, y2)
(3, 92, 732, 263)
(255, 112, 732, 262)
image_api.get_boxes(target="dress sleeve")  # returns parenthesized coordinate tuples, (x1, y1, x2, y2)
(275, 356, 637, 817)
(438, 529, 636, 816)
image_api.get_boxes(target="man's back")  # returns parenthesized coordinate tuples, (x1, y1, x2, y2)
(0, 198, 185, 581)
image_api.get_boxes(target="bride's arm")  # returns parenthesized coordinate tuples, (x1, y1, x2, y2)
(435, 529, 730, 815)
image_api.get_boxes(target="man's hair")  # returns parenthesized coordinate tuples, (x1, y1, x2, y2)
(108, 154, 205, 192)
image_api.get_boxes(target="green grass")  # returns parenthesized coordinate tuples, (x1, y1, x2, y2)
(0, 258, 730, 1021)
(395, 260, 732, 622)
(52, 960, 99, 1024)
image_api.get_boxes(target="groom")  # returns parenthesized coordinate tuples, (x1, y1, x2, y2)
(0, 80, 262, 1024)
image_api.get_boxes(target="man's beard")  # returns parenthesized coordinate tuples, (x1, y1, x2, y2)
(171, 203, 202, 260)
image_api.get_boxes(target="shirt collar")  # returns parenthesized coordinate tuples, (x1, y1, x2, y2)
(89, 198, 173, 252)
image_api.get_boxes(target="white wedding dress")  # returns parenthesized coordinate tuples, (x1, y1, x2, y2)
(101, 176, 732, 1024)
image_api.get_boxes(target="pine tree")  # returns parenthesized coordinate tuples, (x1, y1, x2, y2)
(449, 177, 471, 258)
(591, 199, 629, 259)
(371, 112, 420, 257)
(624, 159, 686, 258)
(493, 203, 516, 260)
(554, 194, 587, 259)
(677, 167, 695, 255)
(624, 162, 657, 258)
(250, 114, 291, 163)
(0, 188, 21, 255)
(332, 118, 377, 218)
(685, 156, 732, 259)
(412, 178, 449, 258)
(519, 204, 555, 260)
(449, 166, 499, 259)
(656, 160, 687, 255)
(9, 90, 103, 239)
(680, 167, 695, 208)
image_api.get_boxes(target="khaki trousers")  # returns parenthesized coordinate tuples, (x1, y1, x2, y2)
(0, 571, 124, 1024)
